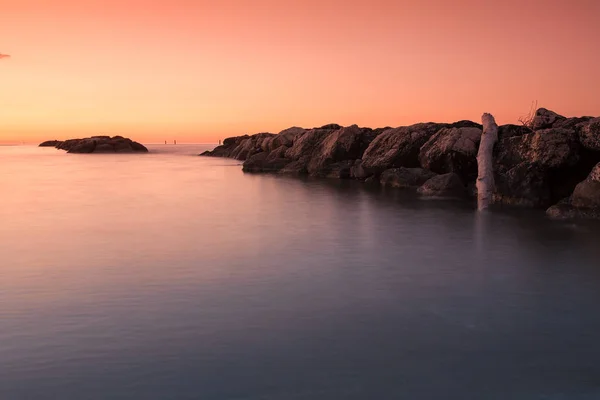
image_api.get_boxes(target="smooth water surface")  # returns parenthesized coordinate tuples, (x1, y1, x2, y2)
(1, 145, 600, 399)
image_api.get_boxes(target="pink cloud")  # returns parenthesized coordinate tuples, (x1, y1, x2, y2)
(0, 54, 11, 59)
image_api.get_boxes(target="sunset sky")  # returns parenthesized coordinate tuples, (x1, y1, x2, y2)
(1, 0, 600, 144)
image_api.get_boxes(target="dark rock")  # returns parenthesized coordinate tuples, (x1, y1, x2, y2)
(39, 140, 61, 147)
(578, 117, 600, 151)
(418, 126, 482, 182)
(532, 108, 566, 130)
(361, 123, 446, 175)
(325, 160, 354, 179)
(554, 116, 593, 131)
(318, 123, 342, 130)
(546, 202, 600, 220)
(68, 139, 96, 153)
(94, 143, 114, 153)
(276, 127, 307, 147)
(417, 173, 466, 198)
(380, 167, 437, 188)
(496, 128, 579, 170)
(571, 163, 600, 209)
(498, 124, 531, 140)
(350, 160, 369, 179)
(47, 136, 147, 154)
(285, 128, 334, 161)
(279, 160, 308, 175)
(449, 120, 482, 129)
(307, 125, 366, 175)
(242, 152, 291, 173)
(494, 162, 550, 207)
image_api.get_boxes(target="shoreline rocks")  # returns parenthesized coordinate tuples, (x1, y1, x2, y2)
(201, 108, 600, 220)
(39, 136, 148, 153)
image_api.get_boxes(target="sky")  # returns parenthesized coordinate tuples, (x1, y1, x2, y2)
(1, 0, 600, 144)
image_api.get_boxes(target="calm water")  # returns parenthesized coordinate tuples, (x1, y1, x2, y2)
(1, 144, 600, 399)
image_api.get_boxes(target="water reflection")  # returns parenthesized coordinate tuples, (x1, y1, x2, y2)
(1, 145, 600, 399)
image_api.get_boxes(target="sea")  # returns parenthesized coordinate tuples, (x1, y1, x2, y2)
(1, 144, 600, 399)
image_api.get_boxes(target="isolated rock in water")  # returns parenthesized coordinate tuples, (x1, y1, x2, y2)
(380, 167, 436, 188)
(578, 117, 600, 151)
(361, 123, 446, 175)
(477, 113, 499, 210)
(419, 126, 482, 182)
(45, 136, 148, 154)
(417, 173, 466, 198)
(39, 140, 61, 147)
(571, 163, 600, 209)
(532, 108, 565, 130)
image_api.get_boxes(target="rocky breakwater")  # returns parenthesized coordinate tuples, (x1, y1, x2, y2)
(201, 109, 600, 220)
(39, 136, 148, 153)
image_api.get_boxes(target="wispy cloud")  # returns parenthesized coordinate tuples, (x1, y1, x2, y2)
(0, 53, 10, 59)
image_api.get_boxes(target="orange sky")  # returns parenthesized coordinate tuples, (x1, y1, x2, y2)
(1, 0, 600, 144)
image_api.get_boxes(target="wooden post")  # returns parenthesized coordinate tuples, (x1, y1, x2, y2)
(477, 113, 499, 210)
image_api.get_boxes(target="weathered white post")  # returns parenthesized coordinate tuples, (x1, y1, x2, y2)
(477, 113, 499, 210)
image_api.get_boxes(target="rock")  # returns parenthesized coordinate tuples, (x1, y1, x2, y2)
(47, 136, 147, 154)
(94, 143, 115, 153)
(306, 125, 367, 175)
(418, 126, 482, 182)
(532, 108, 565, 130)
(495, 128, 579, 170)
(546, 202, 600, 220)
(498, 124, 531, 140)
(279, 160, 308, 175)
(361, 123, 446, 175)
(230, 138, 255, 160)
(380, 167, 437, 188)
(202, 135, 250, 159)
(554, 116, 593, 131)
(318, 123, 342, 130)
(69, 139, 97, 153)
(325, 160, 354, 179)
(417, 173, 466, 198)
(578, 117, 600, 151)
(284, 128, 334, 161)
(494, 162, 550, 207)
(242, 152, 291, 173)
(350, 160, 369, 179)
(276, 127, 307, 147)
(571, 163, 600, 209)
(39, 140, 61, 147)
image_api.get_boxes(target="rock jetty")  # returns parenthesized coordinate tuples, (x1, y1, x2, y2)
(201, 108, 600, 220)
(39, 136, 148, 153)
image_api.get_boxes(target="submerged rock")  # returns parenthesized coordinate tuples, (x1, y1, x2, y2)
(417, 173, 466, 198)
(380, 167, 436, 188)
